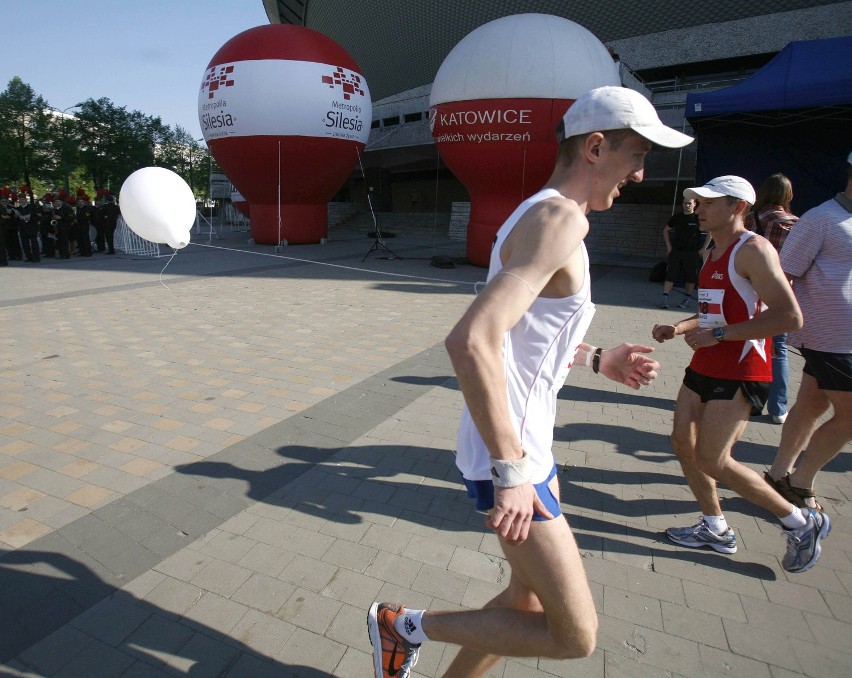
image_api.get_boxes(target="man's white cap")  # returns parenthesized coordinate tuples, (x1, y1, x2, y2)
(558, 86, 693, 148)
(847, 150, 852, 165)
(684, 176, 756, 204)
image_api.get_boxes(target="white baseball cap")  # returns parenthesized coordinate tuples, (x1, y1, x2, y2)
(684, 176, 756, 204)
(558, 86, 693, 148)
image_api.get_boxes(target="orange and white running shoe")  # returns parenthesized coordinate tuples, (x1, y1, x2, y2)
(367, 602, 420, 678)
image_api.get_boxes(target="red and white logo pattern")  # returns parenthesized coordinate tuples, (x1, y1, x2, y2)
(201, 65, 236, 100)
(321, 67, 364, 100)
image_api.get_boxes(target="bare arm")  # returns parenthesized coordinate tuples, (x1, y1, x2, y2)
(575, 342, 659, 389)
(652, 315, 698, 343)
(662, 224, 672, 255)
(445, 199, 586, 542)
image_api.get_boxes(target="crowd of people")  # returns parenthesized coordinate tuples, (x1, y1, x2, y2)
(0, 187, 120, 266)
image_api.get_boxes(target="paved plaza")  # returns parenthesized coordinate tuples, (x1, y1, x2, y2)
(0, 224, 850, 677)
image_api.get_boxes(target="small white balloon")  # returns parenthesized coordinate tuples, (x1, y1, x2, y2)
(119, 167, 195, 249)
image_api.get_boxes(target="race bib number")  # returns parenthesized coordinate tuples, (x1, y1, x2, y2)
(698, 288, 726, 328)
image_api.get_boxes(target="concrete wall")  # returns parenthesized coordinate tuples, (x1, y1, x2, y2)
(450, 202, 676, 265)
(607, 4, 851, 72)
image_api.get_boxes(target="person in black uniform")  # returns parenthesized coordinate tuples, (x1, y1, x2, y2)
(39, 195, 56, 258)
(2, 195, 23, 261)
(99, 195, 120, 254)
(74, 195, 94, 256)
(0, 197, 9, 266)
(52, 196, 74, 259)
(660, 197, 705, 309)
(17, 193, 40, 263)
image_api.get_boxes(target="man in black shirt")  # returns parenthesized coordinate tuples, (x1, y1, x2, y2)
(99, 195, 120, 254)
(74, 195, 94, 256)
(17, 194, 40, 263)
(660, 197, 704, 309)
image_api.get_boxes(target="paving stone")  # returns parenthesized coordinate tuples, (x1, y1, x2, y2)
(225, 652, 291, 678)
(604, 587, 664, 631)
(142, 577, 204, 618)
(698, 644, 773, 678)
(70, 594, 152, 647)
(596, 613, 703, 676)
(789, 637, 852, 678)
(412, 563, 469, 602)
(157, 631, 241, 676)
(321, 568, 384, 609)
(321, 538, 378, 573)
(237, 541, 295, 577)
(276, 587, 342, 635)
(231, 573, 296, 615)
(274, 626, 347, 674)
(279, 554, 339, 592)
(682, 580, 748, 622)
(52, 638, 135, 678)
(14, 624, 93, 676)
(722, 617, 802, 671)
(189, 559, 253, 598)
(448, 545, 505, 584)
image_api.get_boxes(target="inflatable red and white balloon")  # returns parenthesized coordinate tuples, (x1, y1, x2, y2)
(430, 14, 620, 266)
(199, 25, 372, 244)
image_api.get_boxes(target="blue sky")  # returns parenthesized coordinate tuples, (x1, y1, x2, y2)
(3, 0, 270, 139)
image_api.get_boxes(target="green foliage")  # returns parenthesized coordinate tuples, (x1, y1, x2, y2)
(0, 77, 56, 192)
(0, 77, 214, 200)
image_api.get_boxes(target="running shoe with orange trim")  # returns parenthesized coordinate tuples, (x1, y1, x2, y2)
(367, 602, 420, 678)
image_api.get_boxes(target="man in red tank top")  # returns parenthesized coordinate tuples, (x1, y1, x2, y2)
(652, 176, 831, 574)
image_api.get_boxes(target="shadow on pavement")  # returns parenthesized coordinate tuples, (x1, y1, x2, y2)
(0, 549, 336, 675)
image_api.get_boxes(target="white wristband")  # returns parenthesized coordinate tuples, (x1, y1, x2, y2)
(584, 346, 597, 368)
(490, 452, 531, 488)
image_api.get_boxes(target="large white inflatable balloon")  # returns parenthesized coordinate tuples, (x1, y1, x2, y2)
(119, 167, 195, 249)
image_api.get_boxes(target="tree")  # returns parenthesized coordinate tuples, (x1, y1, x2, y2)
(75, 98, 172, 196)
(0, 77, 55, 196)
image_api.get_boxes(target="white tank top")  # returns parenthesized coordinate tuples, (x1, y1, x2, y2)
(456, 188, 597, 483)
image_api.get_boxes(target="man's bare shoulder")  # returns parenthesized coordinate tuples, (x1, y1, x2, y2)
(735, 232, 784, 279)
(518, 196, 588, 239)
(738, 233, 779, 262)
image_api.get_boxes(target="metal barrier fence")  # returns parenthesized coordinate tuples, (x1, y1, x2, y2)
(115, 217, 162, 257)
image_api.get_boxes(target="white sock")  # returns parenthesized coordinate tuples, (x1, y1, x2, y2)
(779, 506, 808, 530)
(702, 515, 728, 534)
(394, 609, 429, 645)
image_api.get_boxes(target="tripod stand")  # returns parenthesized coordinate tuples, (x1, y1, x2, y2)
(362, 214, 401, 261)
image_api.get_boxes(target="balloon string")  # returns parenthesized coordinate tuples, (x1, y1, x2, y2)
(189, 242, 479, 287)
(158, 248, 180, 292)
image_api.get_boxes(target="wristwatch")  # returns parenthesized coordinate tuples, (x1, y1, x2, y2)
(712, 327, 725, 343)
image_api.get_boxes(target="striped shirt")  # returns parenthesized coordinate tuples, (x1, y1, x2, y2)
(780, 194, 852, 353)
(745, 205, 798, 252)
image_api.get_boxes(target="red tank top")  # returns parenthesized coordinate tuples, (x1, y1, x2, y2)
(690, 231, 771, 381)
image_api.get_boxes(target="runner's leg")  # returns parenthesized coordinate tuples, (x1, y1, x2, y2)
(789, 389, 852, 497)
(769, 374, 830, 478)
(423, 500, 596, 666)
(670, 385, 720, 516)
(696, 391, 795, 517)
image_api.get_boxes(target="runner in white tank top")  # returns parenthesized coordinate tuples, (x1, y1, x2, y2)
(369, 86, 689, 678)
(456, 188, 596, 486)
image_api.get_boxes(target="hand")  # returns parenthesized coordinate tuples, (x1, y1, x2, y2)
(486, 483, 553, 544)
(651, 324, 677, 343)
(598, 343, 659, 389)
(682, 327, 716, 351)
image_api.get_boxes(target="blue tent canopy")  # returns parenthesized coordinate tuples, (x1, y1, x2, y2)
(685, 37, 852, 213)
(686, 36, 852, 118)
